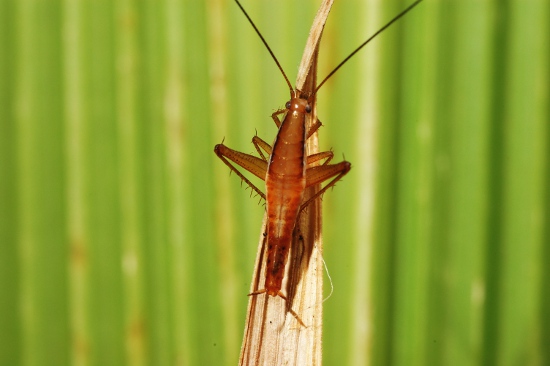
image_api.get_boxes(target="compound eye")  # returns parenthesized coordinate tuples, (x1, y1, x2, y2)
(285, 101, 291, 109)
(305, 104, 312, 113)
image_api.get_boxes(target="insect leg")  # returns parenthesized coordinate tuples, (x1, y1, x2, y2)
(300, 160, 352, 212)
(214, 144, 267, 200)
(307, 150, 333, 166)
(306, 118, 323, 139)
(271, 108, 286, 128)
(272, 109, 321, 139)
(252, 135, 272, 162)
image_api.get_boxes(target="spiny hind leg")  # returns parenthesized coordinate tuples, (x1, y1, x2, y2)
(214, 143, 267, 200)
(300, 159, 352, 212)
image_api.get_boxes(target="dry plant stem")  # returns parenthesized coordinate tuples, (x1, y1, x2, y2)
(238, 0, 334, 365)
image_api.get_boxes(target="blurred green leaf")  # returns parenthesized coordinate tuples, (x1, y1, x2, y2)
(0, 0, 548, 365)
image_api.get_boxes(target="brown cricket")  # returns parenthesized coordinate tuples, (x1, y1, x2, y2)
(215, 0, 423, 321)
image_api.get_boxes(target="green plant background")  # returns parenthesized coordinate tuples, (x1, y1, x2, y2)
(1, 0, 548, 365)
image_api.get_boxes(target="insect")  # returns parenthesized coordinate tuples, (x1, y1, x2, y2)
(215, 0, 423, 316)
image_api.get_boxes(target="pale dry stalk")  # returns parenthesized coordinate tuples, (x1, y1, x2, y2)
(238, 0, 334, 365)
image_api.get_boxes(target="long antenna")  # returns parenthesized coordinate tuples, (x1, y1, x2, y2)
(235, 0, 294, 94)
(313, 0, 423, 95)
